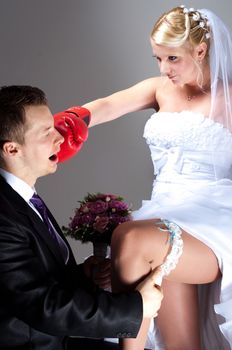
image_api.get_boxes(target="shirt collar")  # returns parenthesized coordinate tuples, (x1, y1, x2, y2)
(0, 168, 34, 203)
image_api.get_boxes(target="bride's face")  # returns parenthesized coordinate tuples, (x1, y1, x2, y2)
(150, 41, 202, 86)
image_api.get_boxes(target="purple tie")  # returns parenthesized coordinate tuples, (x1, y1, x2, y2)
(30, 193, 68, 262)
(30, 193, 57, 240)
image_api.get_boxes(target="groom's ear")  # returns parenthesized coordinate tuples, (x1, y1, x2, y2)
(1, 141, 20, 158)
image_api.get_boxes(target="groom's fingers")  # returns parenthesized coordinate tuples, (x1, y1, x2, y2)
(136, 267, 164, 318)
(148, 267, 163, 287)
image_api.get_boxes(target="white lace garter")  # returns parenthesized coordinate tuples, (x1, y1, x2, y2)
(155, 219, 184, 285)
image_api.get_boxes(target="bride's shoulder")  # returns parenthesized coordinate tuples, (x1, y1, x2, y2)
(142, 76, 172, 101)
(153, 76, 169, 88)
(154, 76, 174, 92)
(139, 76, 168, 88)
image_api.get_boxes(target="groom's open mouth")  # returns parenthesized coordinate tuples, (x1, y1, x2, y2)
(49, 153, 58, 162)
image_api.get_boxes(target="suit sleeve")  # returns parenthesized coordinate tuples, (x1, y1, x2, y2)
(0, 214, 143, 339)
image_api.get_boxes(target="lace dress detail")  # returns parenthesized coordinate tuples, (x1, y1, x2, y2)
(133, 110, 232, 350)
(144, 110, 232, 151)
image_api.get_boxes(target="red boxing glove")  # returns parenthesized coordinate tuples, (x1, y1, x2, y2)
(54, 106, 91, 163)
(65, 106, 91, 126)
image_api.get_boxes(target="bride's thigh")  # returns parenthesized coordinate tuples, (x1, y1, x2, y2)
(111, 219, 221, 286)
(166, 229, 221, 284)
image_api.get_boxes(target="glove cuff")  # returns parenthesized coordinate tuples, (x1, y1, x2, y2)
(66, 106, 91, 126)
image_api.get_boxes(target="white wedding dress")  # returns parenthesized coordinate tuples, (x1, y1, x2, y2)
(132, 110, 232, 350)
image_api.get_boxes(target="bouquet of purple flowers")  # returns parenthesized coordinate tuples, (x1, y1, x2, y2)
(63, 193, 132, 245)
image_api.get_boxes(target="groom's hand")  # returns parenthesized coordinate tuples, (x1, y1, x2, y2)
(136, 267, 163, 318)
(84, 256, 111, 290)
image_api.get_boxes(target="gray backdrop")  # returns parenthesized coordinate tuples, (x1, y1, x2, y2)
(1, 0, 231, 262)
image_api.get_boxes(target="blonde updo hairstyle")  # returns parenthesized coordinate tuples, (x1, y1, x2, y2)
(151, 6, 210, 49)
(151, 6, 211, 86)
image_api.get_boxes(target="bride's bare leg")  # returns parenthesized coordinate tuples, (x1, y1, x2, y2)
(157, 280, 200, 350)
(111, 220, 170, 350)
(111, 219, 220, 350)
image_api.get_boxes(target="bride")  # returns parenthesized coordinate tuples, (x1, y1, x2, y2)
(74, 6, 232, 350)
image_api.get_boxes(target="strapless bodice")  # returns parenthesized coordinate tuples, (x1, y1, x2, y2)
(144, 111, 232, 182)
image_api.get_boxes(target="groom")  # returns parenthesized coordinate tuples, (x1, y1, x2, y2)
(0, 85, 163, 350)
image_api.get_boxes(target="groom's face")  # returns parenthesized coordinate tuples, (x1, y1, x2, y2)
(18, 105, 64, 186)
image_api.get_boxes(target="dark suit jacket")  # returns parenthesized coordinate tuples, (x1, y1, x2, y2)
(0, 175, 142, 350)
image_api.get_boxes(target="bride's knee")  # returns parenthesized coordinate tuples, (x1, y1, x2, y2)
(111, 223, 146, 268)
(111, 221, 138, 249)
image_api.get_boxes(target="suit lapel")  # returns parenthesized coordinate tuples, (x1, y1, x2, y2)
(46, 206, 73, 248)
(26, 206, 67, 265)
(0, 175, 67, 266)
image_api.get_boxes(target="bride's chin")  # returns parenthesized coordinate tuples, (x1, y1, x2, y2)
(171, 80, 181, 86)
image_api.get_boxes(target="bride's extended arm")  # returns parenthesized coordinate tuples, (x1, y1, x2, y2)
(54, 77, 159, 162)
(83, 77, 159, 127)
